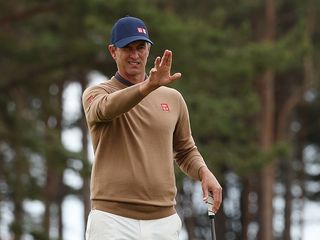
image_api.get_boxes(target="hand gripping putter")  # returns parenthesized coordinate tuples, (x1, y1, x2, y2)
(206, 192, 217, 240)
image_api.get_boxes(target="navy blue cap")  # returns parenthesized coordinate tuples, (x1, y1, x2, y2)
(111, 16, 153, 48)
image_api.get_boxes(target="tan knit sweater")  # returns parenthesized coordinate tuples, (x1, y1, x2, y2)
(82, 76, 206, 220)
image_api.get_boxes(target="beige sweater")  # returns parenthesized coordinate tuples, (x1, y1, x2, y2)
(82, 76, 206, 220)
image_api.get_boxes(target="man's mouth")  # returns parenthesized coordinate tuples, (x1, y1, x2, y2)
(128, 61, 140, 66)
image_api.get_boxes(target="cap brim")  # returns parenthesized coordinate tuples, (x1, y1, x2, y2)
(114, 36, 153, 48)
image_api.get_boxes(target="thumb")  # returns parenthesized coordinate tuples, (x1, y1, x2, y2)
(169, 72, 182, 82)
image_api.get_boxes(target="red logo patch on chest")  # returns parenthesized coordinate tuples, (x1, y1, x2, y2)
(161, 103, 170, 112)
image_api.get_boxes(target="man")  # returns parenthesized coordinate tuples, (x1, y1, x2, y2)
(82, 16, 222, 240)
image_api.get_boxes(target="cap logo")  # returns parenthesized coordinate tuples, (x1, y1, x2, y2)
(137, 27, 147, 34)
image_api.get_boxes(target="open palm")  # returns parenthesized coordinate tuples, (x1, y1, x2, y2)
(148, 50, 181, 87)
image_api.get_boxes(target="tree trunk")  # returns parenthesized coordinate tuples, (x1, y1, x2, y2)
(11, 88, 26, 240)
(257, 69, 275, 240)
(279, 4, 315, 235)
(257, 0, 276, 239)
(283, 159, 293, 240)
(241, 176, 256, 240)
(56, 78, 64, 240)
(42, 79, 65, 239)
(12, 151, 24, 240)
(43, 175, 51, 236)
(58, 199, 63, 240)
(295, 122, 306, 240)
(215, 194, 227, 240)
(79, 73, 91, 235)
(259, 165, 275, 240)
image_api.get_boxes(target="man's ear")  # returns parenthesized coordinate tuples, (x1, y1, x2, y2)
(148, 43, 151, 57)
(108, 45, 117, 60)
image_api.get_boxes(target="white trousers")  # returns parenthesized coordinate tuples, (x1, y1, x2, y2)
(85, 210, 182, 240)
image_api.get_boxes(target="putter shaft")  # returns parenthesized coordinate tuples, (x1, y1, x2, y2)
(210, 217, 217, 240)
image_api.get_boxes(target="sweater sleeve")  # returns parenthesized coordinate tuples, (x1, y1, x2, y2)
(173, 93, 207, 180)
(82, 81, 145, 125)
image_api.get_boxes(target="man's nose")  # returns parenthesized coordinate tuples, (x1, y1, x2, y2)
(129, 49, 139, 58)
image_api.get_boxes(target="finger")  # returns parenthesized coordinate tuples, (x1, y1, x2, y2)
(202, 184, 209, 202)
(165, 50, 172, 67)
(213, 188, 223, 213)
(154, 56, 161, 69)
(160, 50, 172, 67)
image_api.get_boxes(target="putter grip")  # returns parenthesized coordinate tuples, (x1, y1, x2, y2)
(206, 192, 215, 218)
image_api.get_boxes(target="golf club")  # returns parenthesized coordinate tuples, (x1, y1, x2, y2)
(206, 192, 217, 240)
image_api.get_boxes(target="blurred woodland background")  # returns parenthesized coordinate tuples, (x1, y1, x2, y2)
(1, 0, 320, 239)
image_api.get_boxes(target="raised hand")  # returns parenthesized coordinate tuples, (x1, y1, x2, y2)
(149, 50, 182, 87)
(140, 50, 181, 96)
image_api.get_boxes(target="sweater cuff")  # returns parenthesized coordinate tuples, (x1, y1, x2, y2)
(191, 162, 207, 181)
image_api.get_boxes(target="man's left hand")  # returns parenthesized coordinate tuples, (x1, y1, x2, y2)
(199, 166, 223, 214)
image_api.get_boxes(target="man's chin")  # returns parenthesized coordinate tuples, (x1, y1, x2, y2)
(127, 68, 143, 75)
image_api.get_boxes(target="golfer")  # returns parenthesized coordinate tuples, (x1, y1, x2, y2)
(82, 16, 222, 240)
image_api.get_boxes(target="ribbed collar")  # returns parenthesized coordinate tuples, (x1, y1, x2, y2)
(115, 72, 134, 86)
(114, 72, 147, 87)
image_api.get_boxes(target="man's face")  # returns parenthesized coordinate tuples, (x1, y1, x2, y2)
(109, 41, 150, 79)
